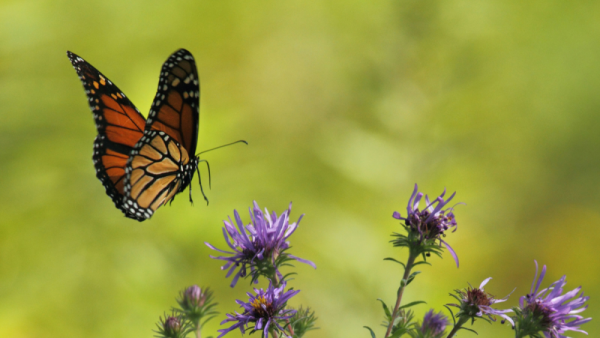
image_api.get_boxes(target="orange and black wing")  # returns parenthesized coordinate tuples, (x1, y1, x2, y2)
(122, 131, 193, 221)
(145, 48, 200, 157)
(67, 51, 147, 215)
(122, 49, 202, 221)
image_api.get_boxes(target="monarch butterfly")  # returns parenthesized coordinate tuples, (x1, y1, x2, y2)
(68, 49, 209, 221)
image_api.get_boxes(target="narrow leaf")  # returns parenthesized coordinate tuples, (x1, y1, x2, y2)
(384, 257, 406, 269)
(443, 305, 456, 325)
(398, 300, 426, 310)
(377, 299, 392, 320)
(406, 271, 422, 285)
(363, 326, 377, 338)
(461, 327, 478, 334)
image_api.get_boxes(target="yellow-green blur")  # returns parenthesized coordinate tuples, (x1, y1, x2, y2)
(0, 1, 599, 338)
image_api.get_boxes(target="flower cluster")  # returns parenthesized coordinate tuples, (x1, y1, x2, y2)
(211, 202, 317, 338)
(206, 201, 316, 287)
(149, 186, 591, 338)
(154, 202, 315, 338)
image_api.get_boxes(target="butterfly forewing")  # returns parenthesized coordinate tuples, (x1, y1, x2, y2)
(67, 51, 146, 214)
(120, 49, 201, 221)
(146, 49, 200, 156)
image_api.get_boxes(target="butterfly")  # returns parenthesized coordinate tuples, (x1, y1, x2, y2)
(67, 49, 208, 221)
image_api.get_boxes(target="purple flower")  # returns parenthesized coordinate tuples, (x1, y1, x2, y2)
(519, 261, 591, 337)
(206, 201, 316, 287)
(393, 184, 461, 267)
(418, 310, 449, 337)
(453, 277, 514, 326)
(218, 281, 299, 338)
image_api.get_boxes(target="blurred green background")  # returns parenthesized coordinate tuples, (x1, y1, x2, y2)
(1, 1, 599, 337)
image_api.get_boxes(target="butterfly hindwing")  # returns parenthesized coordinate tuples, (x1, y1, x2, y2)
(67, 51, 146, 214)
(123, 131, 192, 221)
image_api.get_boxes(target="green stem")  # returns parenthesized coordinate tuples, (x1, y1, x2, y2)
(514, 325, 524, 338)
(195, 325, 201, 338)
(384, 251, 417, 338)
(445, 316, 468, 338)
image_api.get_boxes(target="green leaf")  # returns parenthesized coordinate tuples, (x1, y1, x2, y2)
(363, 326, 377, 338)
(412, 261, 431, 267)
(200, 315, 218, 329)
(281, 272, 297, 281)
(377, 299, 392, 320)
(460, 327, 478, 334)
(398, 300, 426, 310)
(448, 293, 462, 302)
(443, 305, 456, 325)
(406, 271, 421, 285)
(384, 257, 406, 269)
(388, 329, 404, 338)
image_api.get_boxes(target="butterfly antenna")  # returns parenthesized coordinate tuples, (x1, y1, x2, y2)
(196, 140, 248, 156)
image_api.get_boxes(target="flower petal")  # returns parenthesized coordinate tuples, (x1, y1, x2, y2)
(440, 239, 459, 268)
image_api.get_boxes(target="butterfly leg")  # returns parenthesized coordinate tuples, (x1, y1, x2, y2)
(197, 159, 210, 205)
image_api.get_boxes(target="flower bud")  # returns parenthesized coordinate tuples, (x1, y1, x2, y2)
(184, 285, 204, 308)
(164, 316, 182, 336)
(155, 314, 188, 338)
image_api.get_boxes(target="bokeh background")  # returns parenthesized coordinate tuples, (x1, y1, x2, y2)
(1, 1, 599, 337)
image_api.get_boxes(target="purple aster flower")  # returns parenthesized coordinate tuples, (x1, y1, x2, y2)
(218, 281, 299, 338)
(452, 277, 514, 326)
(417, 309, 449, 337)
(206, 201, 316, 287)
(393, 184, 462, 267)
(518, 261, 591, 338)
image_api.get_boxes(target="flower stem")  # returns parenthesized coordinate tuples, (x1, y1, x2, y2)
(514, 326, 524, 338)
(446, 316, 468, 338)
(195, 326, 201, 338)
(384, 251, 417, 338)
